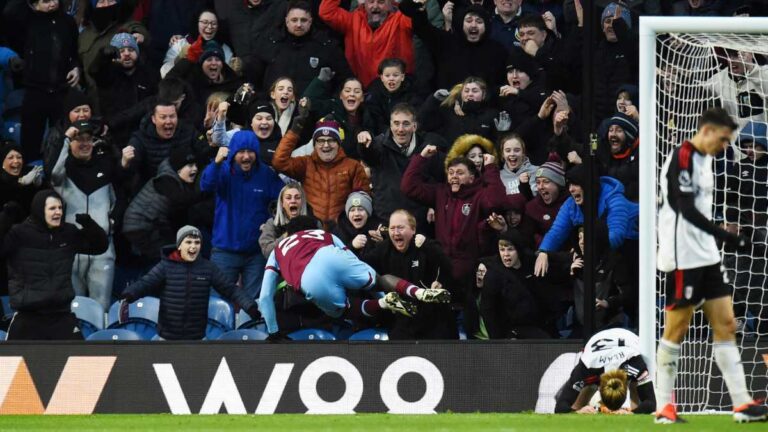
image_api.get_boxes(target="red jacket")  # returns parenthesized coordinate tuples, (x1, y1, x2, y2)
(319, 0, 414, 87)
(401, 155, 507, 282)
(521, 192, 567, 248)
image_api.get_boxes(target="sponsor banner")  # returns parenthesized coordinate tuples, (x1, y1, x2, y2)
(0, 342, 580, 414)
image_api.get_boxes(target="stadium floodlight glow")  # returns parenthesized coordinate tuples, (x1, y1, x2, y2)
(639, 16, 768, 414)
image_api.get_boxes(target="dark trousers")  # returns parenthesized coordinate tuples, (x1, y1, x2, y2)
(6, 311, 84, 341)
(21, 87, 66, 161)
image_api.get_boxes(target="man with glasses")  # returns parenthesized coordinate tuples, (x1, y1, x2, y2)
(272, 98, 370, 227)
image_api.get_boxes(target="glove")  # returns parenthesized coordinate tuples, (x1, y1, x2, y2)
(101, 45, 118, 60)
(246, 305, 261, 321)
(433, 89, 450, 101)
(266, 331, 290, 342)
(75, 213, 94, 226)
(118, 299, 130, 324)
(494, 111, 511, 132)
(8, 56, 24, 73)
(18, 165, 43, 186)
(291, 99, 312, 135)
(2, 201, 23, 223)
(318, 67, 334, 82)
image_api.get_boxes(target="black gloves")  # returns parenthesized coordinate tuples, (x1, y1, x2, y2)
(291, 98, 312, 135)
(75, 213, 94, 226)
(266, 331, 290, 342)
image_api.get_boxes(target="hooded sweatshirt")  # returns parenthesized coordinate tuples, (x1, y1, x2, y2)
(200, 130, 284, 253)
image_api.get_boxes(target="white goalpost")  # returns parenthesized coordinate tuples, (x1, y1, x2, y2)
(639, 16, 768, 413)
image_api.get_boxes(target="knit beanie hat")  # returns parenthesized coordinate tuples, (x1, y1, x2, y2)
(604, 112, 638, 142)
(199, 40, 224, 64)
(0, 142, 22, 165)
(345, 191, 373, 217)
(566, 163, 598, 188)
(737, 121, 768, 150)
(313, 118, 342, 143)
(249, 101, 276, 120)
(63, 90, 92, 116)
(176, 225, 201, 248)
(535, 153, 566, 187)
(506, 48, 540, 80)
(110, 32, 139, 54)
(602, 2, 632, 28)
(169, 146, 196, 172)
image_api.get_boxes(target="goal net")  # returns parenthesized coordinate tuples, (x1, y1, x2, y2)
(645, 22, 768, 413)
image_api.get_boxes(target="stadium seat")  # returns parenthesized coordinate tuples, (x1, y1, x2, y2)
(70, 296, 105, 338)
(217, 329, 269, 341)
(349, 328, 389, 341)
(0, 329, 6, 341)
(106, 297, 160, 340)
(87, 329, 143, 341)
(287, 328, 336, 341)
(235, 309, 266, 331)
(0, 295, 13, 320)
(206, 297, 235, 340)
(330, 319, 355, 340)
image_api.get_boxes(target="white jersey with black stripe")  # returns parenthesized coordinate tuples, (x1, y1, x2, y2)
(657, 141, 721, 272)
(580, 328, 642, 372)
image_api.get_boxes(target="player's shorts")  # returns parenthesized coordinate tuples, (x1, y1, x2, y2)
(300, 245, 376, 318)
(664, 264, 730, 310)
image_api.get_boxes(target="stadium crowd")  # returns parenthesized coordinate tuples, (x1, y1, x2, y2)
(0, 0, 765, 341)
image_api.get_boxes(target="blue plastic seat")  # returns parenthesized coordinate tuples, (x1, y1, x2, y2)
(0, 329, 6, 341)
(70, 296, 105, 338)
(349, 328, 389, 341)
(217, 329, 269, 341)
(206, 297, 235, 340)
(287, 328, 336, 341)
(1, 295, 14, 320)
(235, 308, 266, 330)
(106, 297, 160, 340)
(87, 329, 143, 341)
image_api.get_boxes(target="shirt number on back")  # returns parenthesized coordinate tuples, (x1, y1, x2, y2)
(277, 229, 326, 255)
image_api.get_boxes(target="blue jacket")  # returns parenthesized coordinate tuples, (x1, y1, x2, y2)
(122, 246, 256, 340)
(539, 176, 638, 252)
(0, 47, 18, 115)
(200, 131, 283, 253)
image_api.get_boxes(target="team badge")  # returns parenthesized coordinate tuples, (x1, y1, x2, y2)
(461, 203, 471, 216)
(309, 57, 319, 68)
(351, 198, 361, 207)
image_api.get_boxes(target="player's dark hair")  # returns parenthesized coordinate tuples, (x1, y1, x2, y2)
(518, 14, 547, 32)
(286, 0, 312, 16)
(378, 58, 407, 75)
(698, 107, 738, 131)
(285, 215, 321, 235)
(447, 156, 479, 178)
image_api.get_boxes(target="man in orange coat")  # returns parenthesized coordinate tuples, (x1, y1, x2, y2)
(272, 99, 370, 226)
(319, 0, 414, 87)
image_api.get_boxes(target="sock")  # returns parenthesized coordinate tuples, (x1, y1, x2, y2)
(394, 279, 419, 299)
(713, 341, 752, 407)
(361, 299, 383, 317)
(656, 338, 681, 409)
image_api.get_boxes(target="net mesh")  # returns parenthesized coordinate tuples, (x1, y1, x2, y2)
(655, 32, 768, 413)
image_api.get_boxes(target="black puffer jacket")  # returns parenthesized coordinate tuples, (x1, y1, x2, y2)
(3, 0, 79, 91)
(122, 161, 202, 259)
(593, 20, 638, 124)
(122, 246, 256, 340)
(127, 115, 201, 185)
(244, 27, 351, 97)
(332, 212, 384, 258)
(0, 190, 108, 313)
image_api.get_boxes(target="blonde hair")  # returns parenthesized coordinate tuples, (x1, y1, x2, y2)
(599, 369, 628, 412)
(274, 182, 308, 227)
(206, 91, 230, 108)
(441, 77, 487, 108)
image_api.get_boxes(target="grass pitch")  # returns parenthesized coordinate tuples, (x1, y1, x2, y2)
(0, 413, 765, 431)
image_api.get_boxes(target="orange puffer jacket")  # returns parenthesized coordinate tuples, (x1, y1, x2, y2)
(272, 130, 370, 224)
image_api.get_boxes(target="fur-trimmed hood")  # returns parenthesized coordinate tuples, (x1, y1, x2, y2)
(444, 134, 498, 170)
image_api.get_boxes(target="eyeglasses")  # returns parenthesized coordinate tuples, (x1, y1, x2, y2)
(199, 20, 218, 28)
(315, 138, 337, 145)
